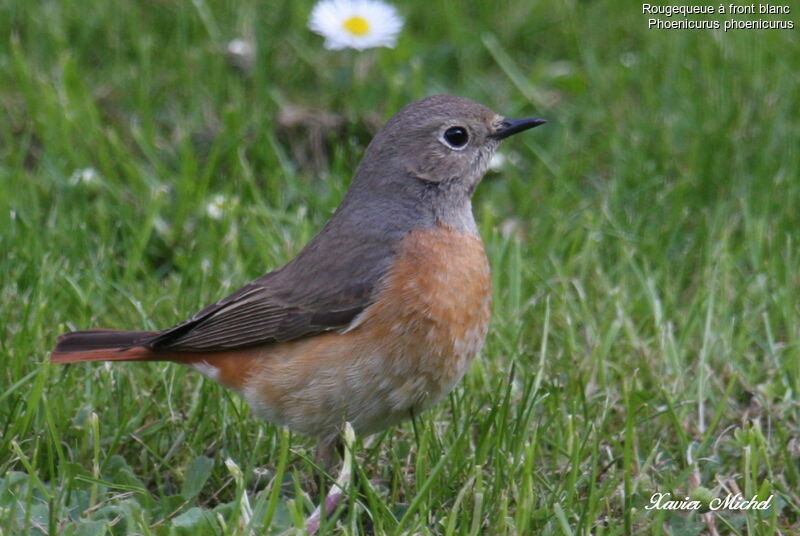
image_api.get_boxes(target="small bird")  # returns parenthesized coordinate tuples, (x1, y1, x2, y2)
(51, 95, 545, 466)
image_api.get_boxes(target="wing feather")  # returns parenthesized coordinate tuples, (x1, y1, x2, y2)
(145, 223, 399, 352)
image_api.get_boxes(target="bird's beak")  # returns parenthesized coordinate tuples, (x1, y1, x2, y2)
(490, 117, 548, 140)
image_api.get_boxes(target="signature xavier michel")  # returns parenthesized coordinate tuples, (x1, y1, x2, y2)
(646, 492, 774, 511)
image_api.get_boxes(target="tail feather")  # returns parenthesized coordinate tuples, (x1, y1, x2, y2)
(51, 329, 160, 364)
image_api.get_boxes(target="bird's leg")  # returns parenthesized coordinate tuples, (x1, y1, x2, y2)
(304, 433, 342, 498)
(315, 433, 344, 474)
(306, 424, 355, 534)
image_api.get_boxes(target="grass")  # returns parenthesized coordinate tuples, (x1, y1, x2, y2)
(1, 0, 799, 534)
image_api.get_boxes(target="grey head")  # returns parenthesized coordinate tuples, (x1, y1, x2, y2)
(332, 95, 546, 235)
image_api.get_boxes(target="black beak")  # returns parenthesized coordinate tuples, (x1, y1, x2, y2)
(490, 117, 547, 140)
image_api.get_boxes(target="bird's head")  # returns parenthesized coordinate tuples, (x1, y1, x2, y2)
(356, 95, 546, 198)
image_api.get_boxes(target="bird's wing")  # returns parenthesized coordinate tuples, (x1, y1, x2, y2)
(144, 280, 365, 351)
(145, 227, 398, 352)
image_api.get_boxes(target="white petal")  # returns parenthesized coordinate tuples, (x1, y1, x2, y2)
(308, 0, 403, 50)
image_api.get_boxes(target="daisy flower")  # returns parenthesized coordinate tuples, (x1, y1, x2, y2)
(226, 37, 256, 72)
(206, 193, 236, 220)
(309, 0, 403, 51)
(489, 152, 506, 172)
(68, 167, 100, 186)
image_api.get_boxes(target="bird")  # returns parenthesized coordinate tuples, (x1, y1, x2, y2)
(51, 95, 546, 467)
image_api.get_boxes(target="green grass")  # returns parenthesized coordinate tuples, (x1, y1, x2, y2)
(2, 0, 799, 534)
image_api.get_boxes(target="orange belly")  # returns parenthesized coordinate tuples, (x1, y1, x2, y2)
(196, 226, 492, 440)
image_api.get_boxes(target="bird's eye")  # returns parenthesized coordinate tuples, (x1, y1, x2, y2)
(442, 126, 469, 149)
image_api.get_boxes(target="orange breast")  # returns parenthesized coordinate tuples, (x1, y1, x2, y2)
(242, 225, 492, 439)
(363, 225, 492, 385)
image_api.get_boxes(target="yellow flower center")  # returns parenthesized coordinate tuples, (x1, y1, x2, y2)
(343, 16, 370, 36)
